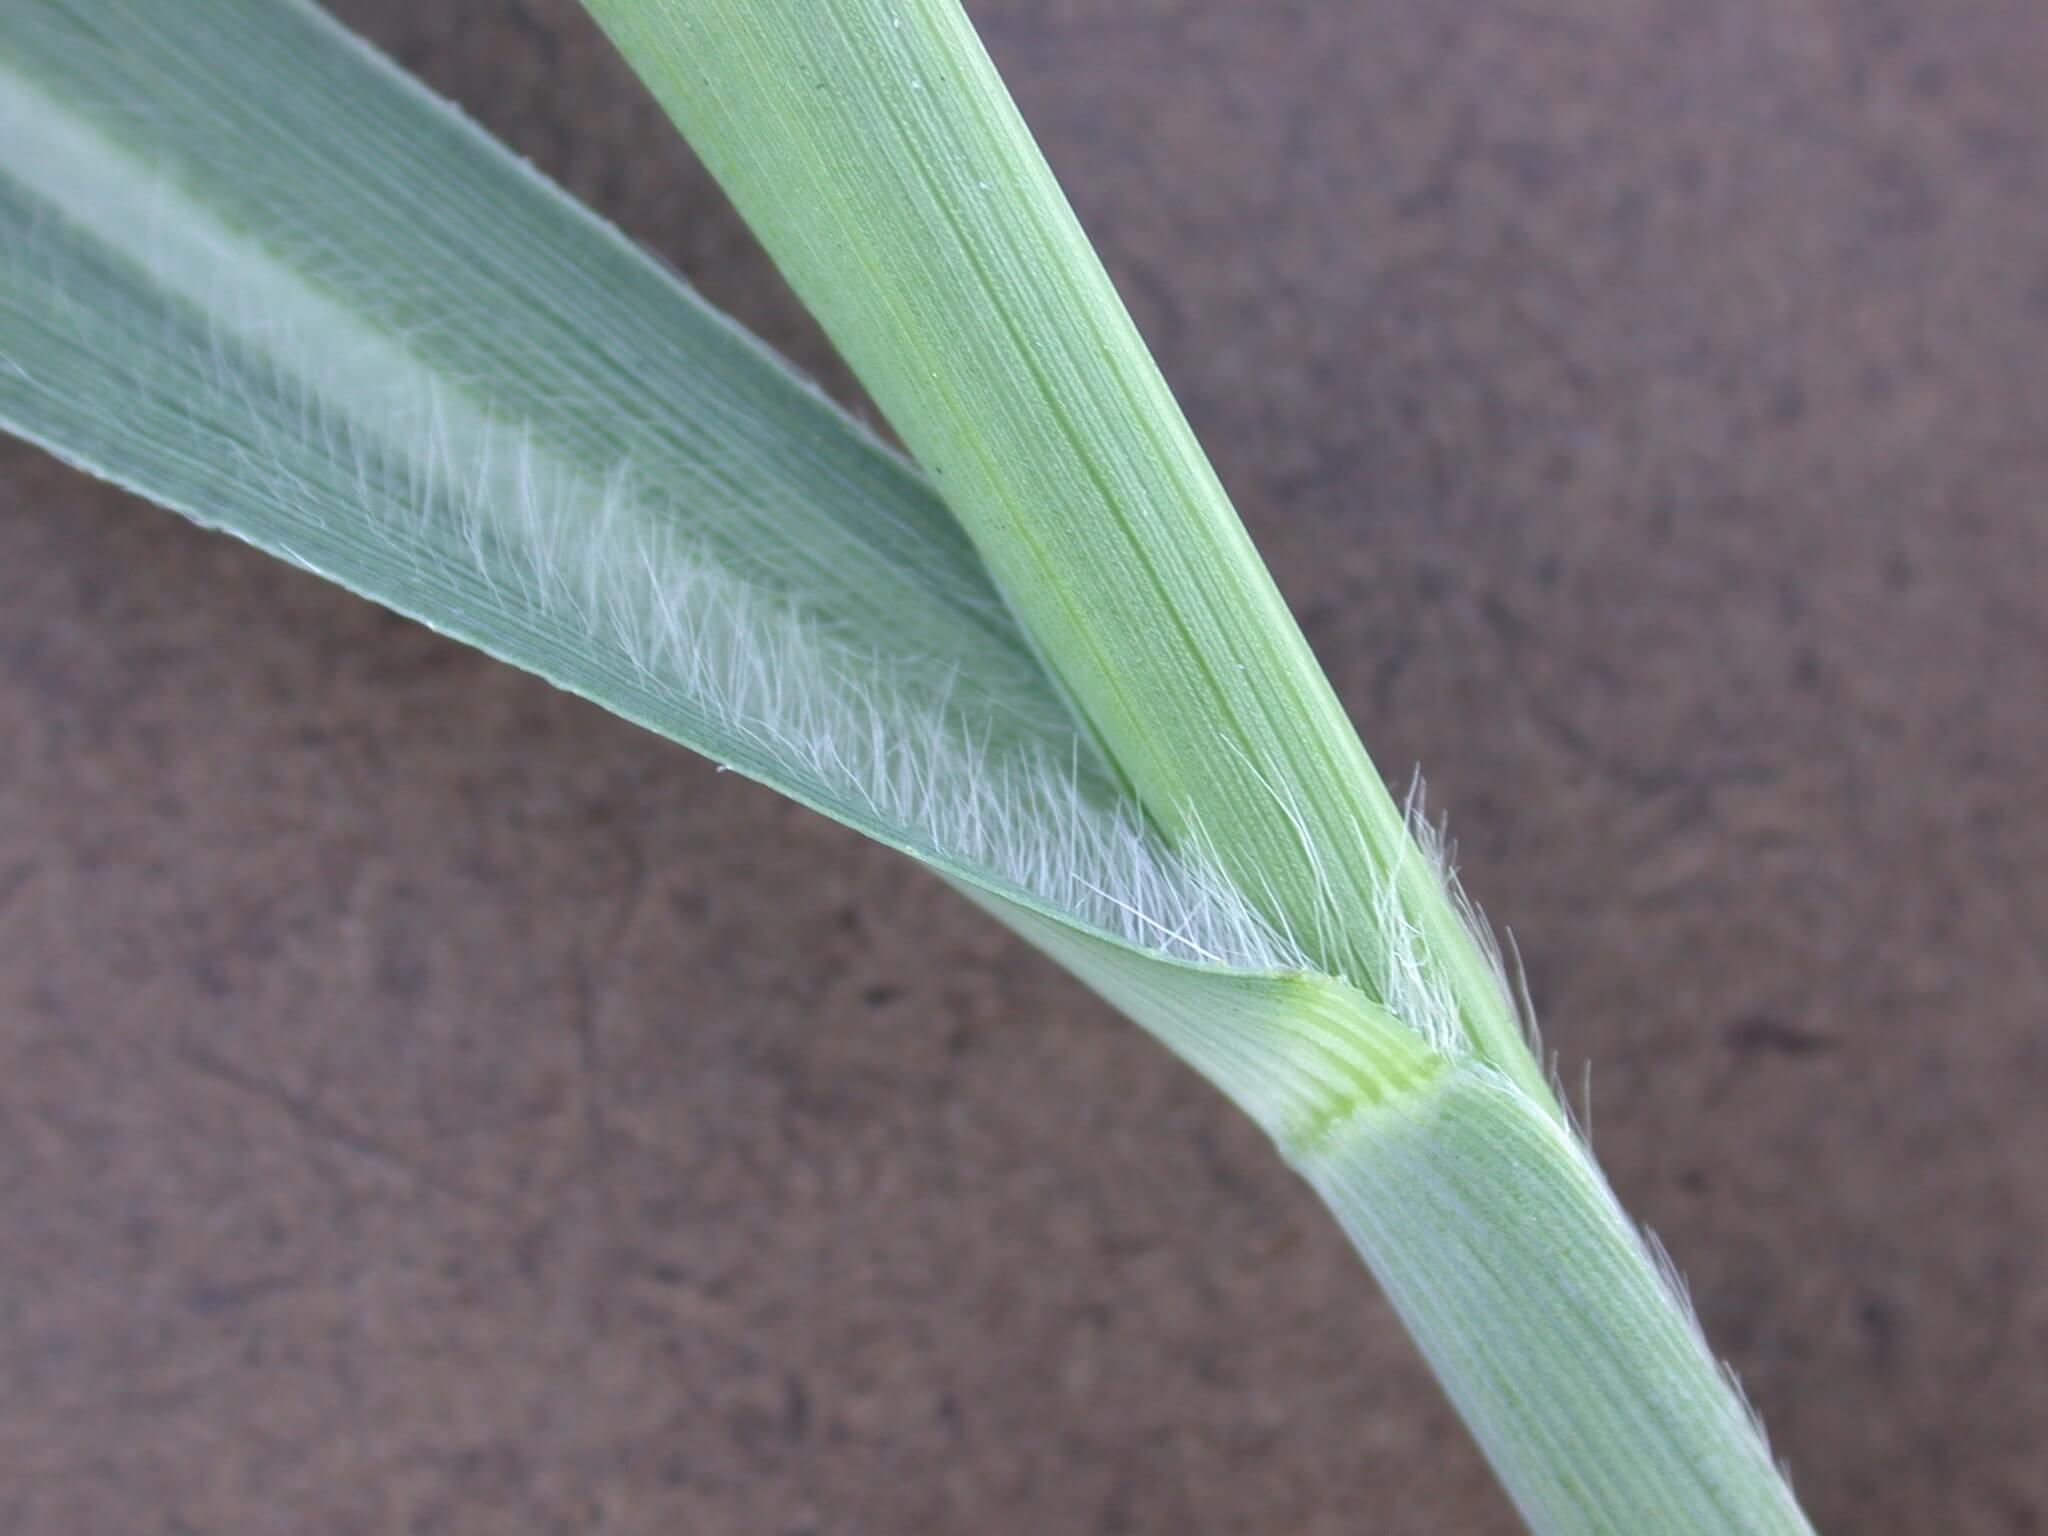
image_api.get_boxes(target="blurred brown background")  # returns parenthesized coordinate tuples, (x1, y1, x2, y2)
(4, 0, 2045, 1531)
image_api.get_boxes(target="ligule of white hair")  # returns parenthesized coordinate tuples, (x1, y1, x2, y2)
(0, 24, 1538, 1019)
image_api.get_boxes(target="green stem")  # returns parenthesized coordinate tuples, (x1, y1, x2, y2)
(1297, 1068, 1814, 1535)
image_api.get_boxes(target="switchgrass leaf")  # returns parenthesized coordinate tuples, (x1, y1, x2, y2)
(0, 0, 1434, 1126)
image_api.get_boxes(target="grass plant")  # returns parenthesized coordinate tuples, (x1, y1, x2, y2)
(0, 2, 1816, 1530)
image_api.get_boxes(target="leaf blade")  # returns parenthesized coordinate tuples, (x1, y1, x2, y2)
(0, 0, 1450, 1130)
